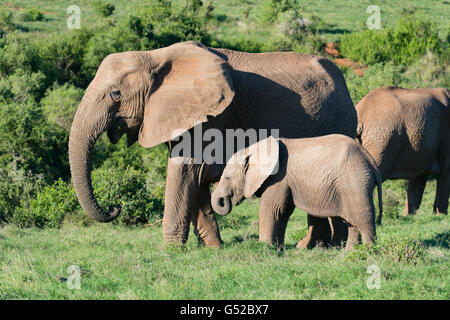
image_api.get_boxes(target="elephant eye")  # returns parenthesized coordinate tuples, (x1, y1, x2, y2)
(111, 89, 121, 101)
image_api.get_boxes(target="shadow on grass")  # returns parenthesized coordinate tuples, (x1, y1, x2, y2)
(422, 230, 450, 248)
(318, 26, 352, 35)
(229, 233, 258, 244)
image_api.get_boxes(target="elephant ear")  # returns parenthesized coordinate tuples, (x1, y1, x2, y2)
(243, 136, 279, 198)
(139, 43, 235, 148)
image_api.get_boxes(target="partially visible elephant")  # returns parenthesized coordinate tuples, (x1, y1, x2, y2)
(211, 136, 383, 249)
(68, 41, 357, 248)
(356, 86, 449, 216)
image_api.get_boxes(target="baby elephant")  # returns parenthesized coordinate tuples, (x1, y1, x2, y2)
(211, 135, 383, 250)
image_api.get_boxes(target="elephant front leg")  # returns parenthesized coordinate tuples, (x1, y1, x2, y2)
(191, 184, 223, 248)
(258, 186, 293, 248)
(162, 158, 193, 244)
(403, 175, 427, 216)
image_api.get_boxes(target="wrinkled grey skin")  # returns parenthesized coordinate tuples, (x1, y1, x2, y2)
(356, 86, 449, 216)
(68, 41, 357, 248)
(212, 136, 383, 249)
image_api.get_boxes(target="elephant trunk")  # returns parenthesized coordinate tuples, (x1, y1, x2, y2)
(211, 191, 232, 216)
(68, 100, 120, 223)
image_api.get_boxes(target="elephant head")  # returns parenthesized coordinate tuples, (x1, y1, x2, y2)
(68, 42, 235, 222)
(211, 136, 279, 215)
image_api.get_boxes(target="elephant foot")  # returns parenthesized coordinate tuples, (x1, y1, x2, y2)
(402, 208, 409, 217)
(192, 212, 223, 248)
(402, 207, 418, 217)
(434, 208, 448, 216)
(197, 235, 223, 248)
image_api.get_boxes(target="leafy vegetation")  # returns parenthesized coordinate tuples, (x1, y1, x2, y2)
(20, 8, 45, 22)
(340, 13, 447, 66)
(92, 2, 116, 18)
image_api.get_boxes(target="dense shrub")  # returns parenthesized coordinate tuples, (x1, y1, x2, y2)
(92, 2, 115, 17)
(0, 9, 16, 36)
(98, 139, 168, 200)
(0, 69, 46, 103)
(0, 102, 69, 182)
(343, 62, 407, 103)
(258, 0, 299, 24)
(254, 1, 326, 54)
(13, 179, 77, 228)
(92, 166, 164, 225)
(20, 8, 45, 22)
(12, 163, 165, 228)
(0, 33, 41, 76)
(41, 84, 84, 131)
(340, 13, 446, 66)
(404, 51, 450, 88)
(0, 160, 44, 223)
(39, 29, 94, 87)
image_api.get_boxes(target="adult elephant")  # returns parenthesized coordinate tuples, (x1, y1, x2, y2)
(68, 41, 357, 248)
(356, 86, 449, 216)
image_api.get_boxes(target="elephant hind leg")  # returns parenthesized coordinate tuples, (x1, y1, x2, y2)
(403, 175, 428, 216)
(434, 173, 450, 215)
(276, 204, 295, 248)
(434, 140, 450, 215)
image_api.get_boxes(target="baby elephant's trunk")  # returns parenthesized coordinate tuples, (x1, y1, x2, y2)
(211, 191, 232, 216)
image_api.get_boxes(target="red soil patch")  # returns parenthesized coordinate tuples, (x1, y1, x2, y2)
(326, 43, 367, 77)
(324, 43, 341, 58)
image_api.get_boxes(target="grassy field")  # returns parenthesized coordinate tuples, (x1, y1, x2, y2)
(0, 0, 448, 300)
(0, 180, 448, 299)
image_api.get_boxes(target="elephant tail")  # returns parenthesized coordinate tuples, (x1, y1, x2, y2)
(375, 173, 383, 226)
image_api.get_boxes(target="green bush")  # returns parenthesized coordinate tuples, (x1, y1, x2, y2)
(343, 62, 407, 103)
(12, 163, 165, 228)
(0, 69, 46, 103)
(340, 13, 445, 66)
(0, 160, 44, 223)
(91, 166, 164, 225)
(0, 9, 16, 36)
(39, 29, 94, 87)
(13, 179, 78, 228)
(41, 84, 84, 131)
(258, 0, 299, 24)
(92, 2, 115, 17)
(404, 51, 449, 88)
(0, 101, 69, 182)
(20, 8, 45, 22)
(0, 33, 41, 76)
(98, 138, 168, 200)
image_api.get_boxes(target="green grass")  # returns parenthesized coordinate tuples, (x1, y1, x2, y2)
(1, 180, 448, 299)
